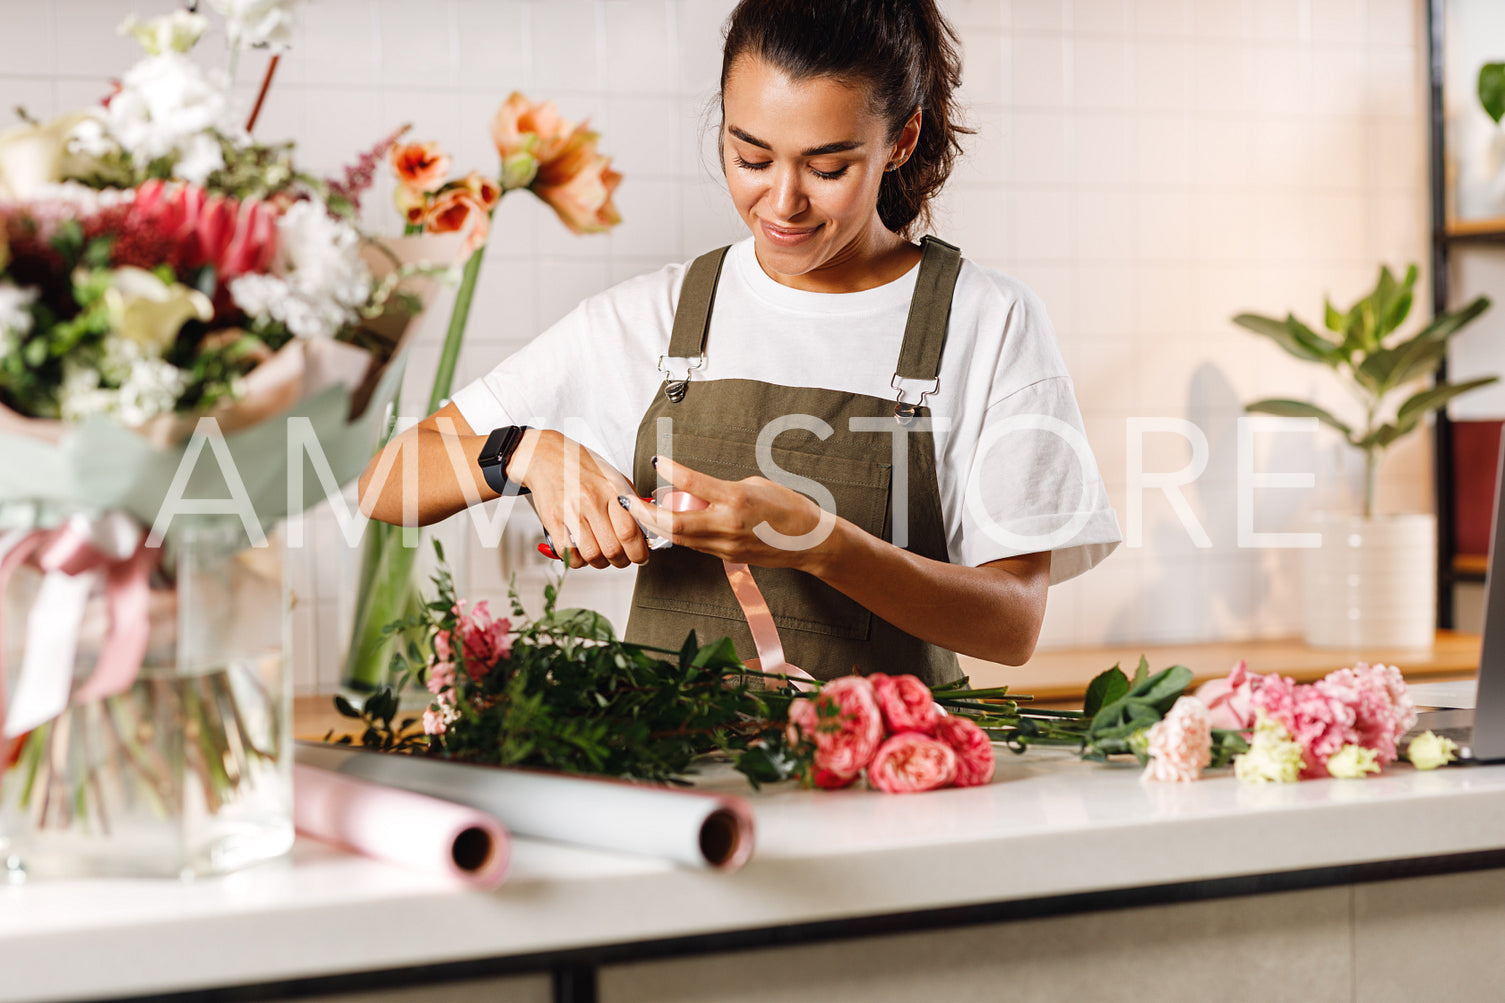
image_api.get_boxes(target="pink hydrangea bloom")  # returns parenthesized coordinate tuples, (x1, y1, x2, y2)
(787, 676, 884, 783)
(868, 672, 939, 735)
(868, 732, 958, 794)
(1193, 659, 1260, 731)
(1142, 696, 1213, 782)
(934, 714, 995, 787)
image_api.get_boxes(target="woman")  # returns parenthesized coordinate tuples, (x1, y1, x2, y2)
(359, 0, 1120, 685)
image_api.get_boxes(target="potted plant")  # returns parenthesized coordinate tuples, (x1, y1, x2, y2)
(1234, 264, 1494, 649)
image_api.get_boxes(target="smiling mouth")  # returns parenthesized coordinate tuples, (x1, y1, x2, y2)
(761, 220, 820, 245)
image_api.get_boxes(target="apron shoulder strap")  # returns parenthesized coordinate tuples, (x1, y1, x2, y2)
(895, 235, 962, 382)
(666, 246, 732, 359)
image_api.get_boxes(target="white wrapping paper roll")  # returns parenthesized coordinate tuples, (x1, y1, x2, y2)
(293, 763, 510, 889)
(294, 742, 756, 871)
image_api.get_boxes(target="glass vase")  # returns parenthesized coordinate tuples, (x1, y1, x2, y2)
(0, 507, 292, 881)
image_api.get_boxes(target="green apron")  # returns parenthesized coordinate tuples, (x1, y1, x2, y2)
(625, 236, 965, 686)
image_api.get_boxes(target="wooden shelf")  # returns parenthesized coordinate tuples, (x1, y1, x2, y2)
(1445, 217, 1505, 242)
(1455, 553, 1490, 580)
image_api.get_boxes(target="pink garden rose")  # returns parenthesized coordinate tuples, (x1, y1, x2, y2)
(432, 600, 512, 682)
(934, 714, 994, 787)
(1193, 659, 1260, 731)
(1142, 696, 1213, 782)
(787, 676, 884, 784)
(868, 733, 958, 794)
(868, 673, 939, 735)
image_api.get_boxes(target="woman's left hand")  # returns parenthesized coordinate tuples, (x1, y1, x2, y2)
(624, 456, 838, 572)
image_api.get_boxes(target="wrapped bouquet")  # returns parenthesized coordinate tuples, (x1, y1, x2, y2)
(0, 4, 449, 880)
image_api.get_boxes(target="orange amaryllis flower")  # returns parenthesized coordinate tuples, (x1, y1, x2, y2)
(393, 183, 428, 227)
(535, 154, 622, 235)
(490, 92, 571, 165)
(389, 140, 452, 192)
(425, 187, 491, 256)
(455, 171, 501, 212)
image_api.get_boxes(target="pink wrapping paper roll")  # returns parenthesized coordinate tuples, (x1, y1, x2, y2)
(293, 762, 510, 889)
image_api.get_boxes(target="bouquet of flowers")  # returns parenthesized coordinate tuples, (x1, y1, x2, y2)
(0, 4, 448, 880)
(337, 553, 1253, 793)
(1164, 660, 1455, 783)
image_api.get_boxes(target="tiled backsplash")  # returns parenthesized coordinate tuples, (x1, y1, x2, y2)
(2, 0, 1430, 690)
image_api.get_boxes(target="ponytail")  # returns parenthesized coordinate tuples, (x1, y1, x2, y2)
(720, 0, 972, 238)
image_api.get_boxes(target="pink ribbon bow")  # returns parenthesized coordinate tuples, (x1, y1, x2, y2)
(0, 513, 158, 739)
(656, 491, 817, 691)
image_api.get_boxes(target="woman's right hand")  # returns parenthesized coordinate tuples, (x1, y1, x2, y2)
(514, 428, 651, 570)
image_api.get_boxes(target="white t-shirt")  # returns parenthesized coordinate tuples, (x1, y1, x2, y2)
(454, 237, 1121, 584)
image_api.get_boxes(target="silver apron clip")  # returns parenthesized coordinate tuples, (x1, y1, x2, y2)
(891, 374, 938, 426)
(658, 354, 704, 403)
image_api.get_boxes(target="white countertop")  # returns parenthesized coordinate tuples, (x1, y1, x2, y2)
(6, 748, 1505, 1002)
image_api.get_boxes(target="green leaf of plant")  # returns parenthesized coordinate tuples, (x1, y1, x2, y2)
(1482, 63, 1505, 124)
(1245, 399, 1354, 438)
(1383, 264, 1418, 333)
(1083, 666, 1129, 718)
(1233, 312, 1332, 364)
(1396, 376, 1501, 426)
(1133, 656, 1149, 687)
(1359, 337, 1448, 395)
(1409, 295, 1491, 346)
(1324, 298, 1347, 334)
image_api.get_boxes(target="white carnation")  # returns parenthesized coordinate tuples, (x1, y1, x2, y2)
(230, 200, 371, 339)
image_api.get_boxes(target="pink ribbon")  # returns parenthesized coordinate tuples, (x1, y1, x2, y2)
(657, 491, 817, 691)
(0, 514, 158, 735)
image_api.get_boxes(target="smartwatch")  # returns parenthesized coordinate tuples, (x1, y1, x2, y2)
(477, 425, 532, 496)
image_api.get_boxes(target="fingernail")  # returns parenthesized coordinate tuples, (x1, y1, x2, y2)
(617, 494, 632, 511)
(651, 455, 659, 468)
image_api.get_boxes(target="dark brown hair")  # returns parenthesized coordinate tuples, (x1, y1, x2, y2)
(719, 0, 972, 239)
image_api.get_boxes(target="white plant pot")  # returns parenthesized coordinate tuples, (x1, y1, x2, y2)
(1301, 513, 1437, 650)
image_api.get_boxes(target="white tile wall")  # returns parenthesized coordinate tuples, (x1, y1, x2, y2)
(0, 0, 1434, 687)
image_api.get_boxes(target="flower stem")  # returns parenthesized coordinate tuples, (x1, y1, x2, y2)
(428, 226, 491, 413)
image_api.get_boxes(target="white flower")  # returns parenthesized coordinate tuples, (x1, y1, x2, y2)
(101, 266, 214, 355)
(59, 336, 186, 426)
(0, 281, 38, 346)
(207, 0, 302, 53)
(229, 200, 371, 339)
(119, 10, 210, 55)
(1407, 730, 1459, 771)
(104, 53, 243, 176)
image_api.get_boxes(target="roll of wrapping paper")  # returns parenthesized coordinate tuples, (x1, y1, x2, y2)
(293, 762, 510, 888)
(294, 741, 756, 871)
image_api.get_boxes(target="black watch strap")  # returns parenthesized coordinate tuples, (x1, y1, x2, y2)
(478, 425, 532, 496)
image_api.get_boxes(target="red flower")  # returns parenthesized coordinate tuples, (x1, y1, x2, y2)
(868, 733, 957, 794)
(868, 672, 939, 735)
(933, 715, 995, 787)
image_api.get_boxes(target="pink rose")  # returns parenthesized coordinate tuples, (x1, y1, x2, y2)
(1141, 696, 1213, 782)
(868, 733, 958, 794)
(868, 672, 939, 735)
(934, 714, 995, 787)
(1193, 659, 1260, 731)
(456, 599, 511, 677)
(787, 676, 883, 783)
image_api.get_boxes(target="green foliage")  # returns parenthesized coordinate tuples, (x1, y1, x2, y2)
(345, 545, 808, 786)
(1481, 63, 1505, 124)
(1234, 264, 1495, 516)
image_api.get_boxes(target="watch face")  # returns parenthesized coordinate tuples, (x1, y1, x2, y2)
(480, 427, 510, 466)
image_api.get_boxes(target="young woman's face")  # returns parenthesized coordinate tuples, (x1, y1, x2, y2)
(721, 56, 914, 291)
